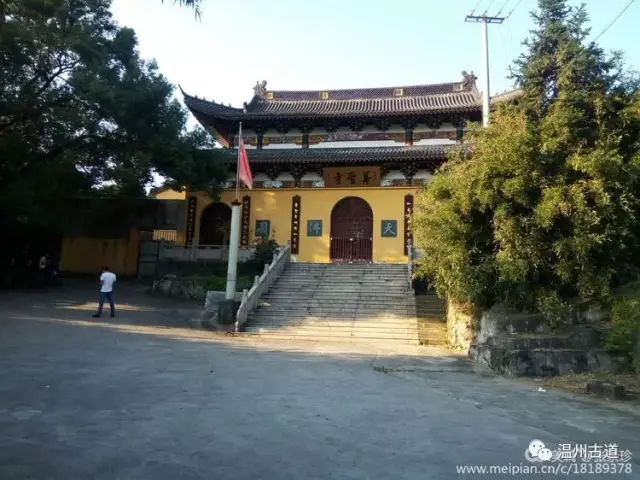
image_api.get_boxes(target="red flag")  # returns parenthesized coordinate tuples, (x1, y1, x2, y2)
(238, 137, 253, 189)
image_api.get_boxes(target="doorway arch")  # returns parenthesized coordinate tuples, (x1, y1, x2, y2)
(199, 202, 232, 245)
(330, 196, 373, 263)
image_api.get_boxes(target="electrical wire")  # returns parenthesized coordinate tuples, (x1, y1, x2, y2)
(506, 0, 524, 18)
(593, 0, 635, 41)
(470, 0, 484, 16)
(482, 0, 496, 16)
(495, 0, 511, 16)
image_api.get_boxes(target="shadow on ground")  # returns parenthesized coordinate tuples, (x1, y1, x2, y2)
(1, 282, 640, 479)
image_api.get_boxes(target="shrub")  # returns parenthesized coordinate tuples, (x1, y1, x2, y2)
(250, 236, 279, 267)
(605, 299, 640, 371)
(413, 0, 640, 322)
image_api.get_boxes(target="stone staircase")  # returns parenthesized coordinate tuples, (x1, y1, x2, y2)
(242, 263, 419, 344)
(416, 294, 447, 346)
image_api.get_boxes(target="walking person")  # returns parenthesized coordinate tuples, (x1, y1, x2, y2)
(92, 267, 116, 318)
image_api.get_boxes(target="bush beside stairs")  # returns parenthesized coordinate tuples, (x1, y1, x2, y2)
(242, 263, 424, 344)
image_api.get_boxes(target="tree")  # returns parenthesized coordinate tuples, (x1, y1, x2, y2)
(413, 0, 640, 320)
(0, 0, 227, 278)
(161, 0, 203, 19)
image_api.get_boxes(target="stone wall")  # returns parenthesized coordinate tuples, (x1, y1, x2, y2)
(446, 301, 478, 351)
(459, 301, 621, 377)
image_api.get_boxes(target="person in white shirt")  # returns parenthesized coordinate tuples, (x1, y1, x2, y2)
(92, 266, 116, 318)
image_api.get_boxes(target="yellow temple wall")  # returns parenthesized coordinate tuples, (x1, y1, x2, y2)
(153, 188, 186, 200)
(59, 229, 140, 276)
(191, 187, 418, 263)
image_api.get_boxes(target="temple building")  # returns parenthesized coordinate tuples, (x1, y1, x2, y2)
(181, 72, 509, 263)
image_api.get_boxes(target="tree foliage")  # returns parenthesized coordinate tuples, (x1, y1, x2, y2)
(0, 0, 226, 236)
(413, 0, 640, 318)
(161, 0, 203, 19)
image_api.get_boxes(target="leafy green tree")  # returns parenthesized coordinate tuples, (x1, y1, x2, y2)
(0, 0, 227, 282)
(413, 0, 640, 320)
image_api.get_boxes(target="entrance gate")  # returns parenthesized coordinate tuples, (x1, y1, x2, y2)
(330, 197, 373, 263)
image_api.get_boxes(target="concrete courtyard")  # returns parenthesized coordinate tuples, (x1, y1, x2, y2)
(1, 282, 639, 479)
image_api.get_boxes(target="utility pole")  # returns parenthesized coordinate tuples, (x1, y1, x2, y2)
(465, 14, 504, 127)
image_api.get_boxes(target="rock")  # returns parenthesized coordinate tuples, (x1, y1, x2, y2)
(586, 381, 625, 400)
(469, 345, 619, 377)
(446, 301, 478, 351)
(478, 306, 549, 345)
(569, 301, 609, 325)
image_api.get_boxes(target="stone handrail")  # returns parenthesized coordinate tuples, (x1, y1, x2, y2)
(234, 244, 291, 332)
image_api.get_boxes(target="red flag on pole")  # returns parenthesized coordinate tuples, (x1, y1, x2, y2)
(238, 136, 253, 190)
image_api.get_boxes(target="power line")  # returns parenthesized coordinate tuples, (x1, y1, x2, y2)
(482, 0, 496, 16)
(506, 0, 524, 18)
(470, 0, 484, 15)
(593, 0, 635, 41)
(495, 0, 511, 16)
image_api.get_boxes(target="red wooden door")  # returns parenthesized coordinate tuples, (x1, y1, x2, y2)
(330, 197, 373, 263)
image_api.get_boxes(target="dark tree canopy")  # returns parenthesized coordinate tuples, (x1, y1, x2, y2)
(413, 0, 640, 320)
(0, 0, 226, 236)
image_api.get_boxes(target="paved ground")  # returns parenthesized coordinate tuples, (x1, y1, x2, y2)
(1, 282, 640, 479)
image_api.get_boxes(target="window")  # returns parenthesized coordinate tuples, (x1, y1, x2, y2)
(319, 91, 329, 100)
(394, 88, 404, 97)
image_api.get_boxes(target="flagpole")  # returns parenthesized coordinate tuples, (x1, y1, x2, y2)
(225, 121, 242, 301)
(235, 122, 242, 201)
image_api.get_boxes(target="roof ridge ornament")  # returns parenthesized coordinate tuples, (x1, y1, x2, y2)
(461, 71, 477, 89)
(253, 80, 268, 98)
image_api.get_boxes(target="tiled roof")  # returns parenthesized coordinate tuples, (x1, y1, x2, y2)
(218, 144, 469, 165)
(181, 77, 483, 121)
(266, 82, 469, 101)
(490, 89, 524, 104)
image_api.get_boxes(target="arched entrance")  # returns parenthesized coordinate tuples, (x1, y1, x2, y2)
(199, 202, 231, 245)
(330, 197, 373, 263)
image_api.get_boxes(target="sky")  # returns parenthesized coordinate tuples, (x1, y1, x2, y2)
(110, 0, 640, 126)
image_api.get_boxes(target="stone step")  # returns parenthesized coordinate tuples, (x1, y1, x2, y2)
(246, 327, 418, 337)
(286, 264, 407, 269)
(240, 331, 419, 345)
(262, 293, 410, 299)
(270, 280, 409, 284)
(281, 273, 408, 278)
(250, 315, 416, 323)
(257, 301, 411, 308)
(244, 327, 418, 341)
(254, 307, 417, 318)
(248, 318, 418, 328)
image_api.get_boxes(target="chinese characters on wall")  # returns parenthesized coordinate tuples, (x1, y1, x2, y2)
(290, 195, 301, 254)
(240, 196, 251, 246)
(323, 166, 381, 188)
(381, 220, 398, 237)
(404, 194, 413, 255)
(255, 220, 270, 237)
(307, 220, 322, 237)
(185, 196, 197, 245)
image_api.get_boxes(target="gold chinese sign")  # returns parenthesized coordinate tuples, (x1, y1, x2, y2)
(323, 166, 381, 188)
